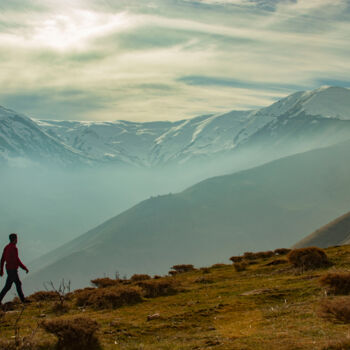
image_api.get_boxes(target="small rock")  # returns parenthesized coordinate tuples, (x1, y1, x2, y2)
(147, 313, 161, 321)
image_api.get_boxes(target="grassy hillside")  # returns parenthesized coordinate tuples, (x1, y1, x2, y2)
(294, 211, 350, 248)
(2, 245, 350, 349)
(26, 140, 350, 291)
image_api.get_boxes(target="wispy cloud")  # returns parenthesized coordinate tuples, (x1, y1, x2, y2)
(0, 0, 349, 121)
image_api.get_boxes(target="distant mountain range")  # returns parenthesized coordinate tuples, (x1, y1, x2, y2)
(294, 211, 350, 248)
(26, 139, 350, 291)
(1, 86, 350, 167)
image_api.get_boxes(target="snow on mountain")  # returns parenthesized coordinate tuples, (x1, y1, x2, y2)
(0, 106, 89, 166)
(1, 86, 350, 167)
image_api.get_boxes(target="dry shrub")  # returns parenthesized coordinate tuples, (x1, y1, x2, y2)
(91, 278, 118, 288)
(320, 272, 350, 295)
(243, 252, 255, 260)
(211, 263, 227, 269)
(76, 286, 142, 309)
(322, 340, 350, 350)
(41, 317, 100, 350)
(130, 274, 151, 282)
(168, 270, 178, 276)
(234, 261, 248, 272)
(320, 297, 350, 323)
(265, 258, 287, 266)
(28, 291, 59, 302)
(137, 279, 177, 298)
(287, 247, 331, 270)
(274, 248, 291, 256)
(171, 264, 195, 273)
(229, 256, 243, 263)
(254, 251, 275, 259)
(153, 275, 162, 279)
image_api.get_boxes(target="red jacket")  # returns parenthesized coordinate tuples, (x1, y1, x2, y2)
(0, 243, 27, 271)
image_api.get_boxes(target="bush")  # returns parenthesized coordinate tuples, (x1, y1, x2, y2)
(287, 247, 331, 270)
(130, 274, 151, 282)
(28, 291, 59, 302)
(229, 256, 243, 263)
(41, 317, 100, 350)
(76, 286, 143, 309)
(91, 278, 118, 288)
(211, 263, 227, 268)
(234, 261, 248, 272)
(265, 258, 287, 266)
(200, 267, 210, 274)
(254, 251, 275, 259)
(274, 248, 291, 256)
(137, 279, 177, 298)
(320, 272, 350, 295)
(171, 264, 195, 273)
(243, 252, 255, 260)
(168, 270, 178, 276)
(320, 297, 350, 323)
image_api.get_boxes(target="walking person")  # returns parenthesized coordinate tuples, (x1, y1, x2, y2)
(0, 233, 29, 305)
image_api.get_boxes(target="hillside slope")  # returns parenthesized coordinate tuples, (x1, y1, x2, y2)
(2, 245, 350, 350)
(294, 211, 350, 248)
(26, 140, 350, 291)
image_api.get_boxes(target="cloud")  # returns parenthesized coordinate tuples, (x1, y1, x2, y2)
(0, 0, 349, 121)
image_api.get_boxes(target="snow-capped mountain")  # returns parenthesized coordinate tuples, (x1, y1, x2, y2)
(0, 106, 90, 166)
(1, 86, 350, 167)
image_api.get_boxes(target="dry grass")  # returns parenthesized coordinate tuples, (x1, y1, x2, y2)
(41, 317, 100, 350)
(130, 274, 151, 282)
(1, 245, 350, 350)
(171, 264, 195, 273)
(320, 297, 350, 323)
(28, 291, 59, 302)
(136, 279, 177, 298)
(75, 285, 143, 309)
(288, 247, 331, 270)
(319, 272, 350, 295)
(233, 261, 248, 272)
(91, 278, 119, 288)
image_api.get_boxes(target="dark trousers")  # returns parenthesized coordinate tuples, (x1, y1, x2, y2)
(0, 269, 25, 303)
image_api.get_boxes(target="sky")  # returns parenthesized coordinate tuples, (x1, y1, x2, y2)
(0, 0, 349, 122)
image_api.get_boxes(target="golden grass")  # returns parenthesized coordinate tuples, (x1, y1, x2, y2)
(1, 245, 350, 349)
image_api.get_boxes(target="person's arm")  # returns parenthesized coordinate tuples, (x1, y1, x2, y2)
(0, 247, 5, 276)
(15, 247, 29, 273)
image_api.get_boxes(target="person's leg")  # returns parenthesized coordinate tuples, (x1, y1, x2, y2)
(12, 271, 25, 302)
(0, 271, 14, 303)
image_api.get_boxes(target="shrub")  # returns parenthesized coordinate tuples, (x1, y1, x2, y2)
(265, 259, 287, 266)
(137, 279, 177, 298)
(253, 251, 275, 259)
(168, 270, 178, 276)
(287, 247, 331, 270)
(76, 286, 143, 309)
(229, 256, 243, 263)
(91, 278, 118, 288)
(274, 248, 291, 256)
(28, 291, 59, 302)
(320, 297, 350, 323)
(243, 252, 255, 260)
(171, 264, 195, 273)
(195, 276, 214, 284)
(41, 317, 100, 350)
(320, 272, 350, 295)
(130, 274, 151, 282)
(234, 261, 248, 272)
(211, 263, 227, 268)
(153, 275, 162, 279)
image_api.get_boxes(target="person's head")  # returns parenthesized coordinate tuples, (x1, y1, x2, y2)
(9, 233, 17, 244)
